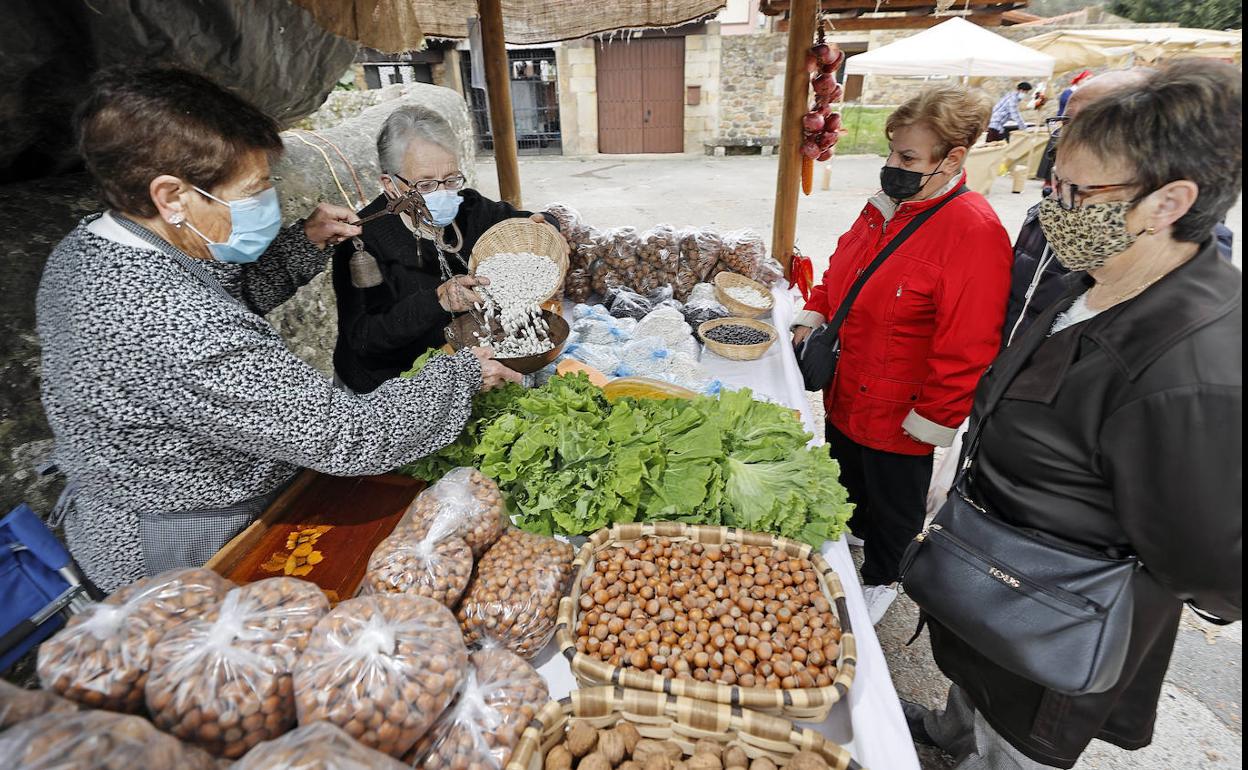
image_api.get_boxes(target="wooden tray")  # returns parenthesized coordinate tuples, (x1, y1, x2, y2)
(204, 470, 424, 603)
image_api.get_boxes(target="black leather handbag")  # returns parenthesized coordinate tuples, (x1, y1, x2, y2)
(796, 186, 967, 392)
(900, 349, 1140, 696)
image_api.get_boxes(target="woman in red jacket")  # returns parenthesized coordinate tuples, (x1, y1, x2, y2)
(792, 86, 1013, 624)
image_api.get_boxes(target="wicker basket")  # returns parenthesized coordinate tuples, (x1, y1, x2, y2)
(505, 686, 865, 770)
(555, 523, 856, 722)
(700, 317, 777, 361)
(470, 219, 570, 305)
(714, 272, 774, 318)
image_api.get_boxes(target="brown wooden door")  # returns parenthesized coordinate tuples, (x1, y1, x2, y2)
(597, 37, 685, 153)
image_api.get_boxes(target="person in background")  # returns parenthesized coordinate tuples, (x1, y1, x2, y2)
(37, 68, 520, 593)
(986, 81, 1033, 143)
(1003, 68, 1235, 345)
(906, 58, 1242, 769)
(332, 105, 563, 394)
(791, 86, 1013, 625)
(1057, 70, 1093, 116)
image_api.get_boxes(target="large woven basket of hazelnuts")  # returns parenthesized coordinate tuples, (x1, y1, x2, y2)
(505, 685, 864, 770)
(555, 524, 856, 722)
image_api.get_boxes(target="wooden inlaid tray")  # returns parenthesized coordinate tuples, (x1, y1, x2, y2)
(205, 470, 424, 603)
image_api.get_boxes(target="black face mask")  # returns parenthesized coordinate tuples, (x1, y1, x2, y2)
(880, 161, 945, 200)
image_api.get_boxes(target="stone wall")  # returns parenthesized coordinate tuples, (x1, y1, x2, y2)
(557, 40, 600, 156)
(684, 25, 724, 153)
(717, 32, 786, 141)
(0, 83, 474, 518)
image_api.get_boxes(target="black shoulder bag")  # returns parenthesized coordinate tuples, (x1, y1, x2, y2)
(796, 186, 968, 392)
(899, 341, 1140, 696)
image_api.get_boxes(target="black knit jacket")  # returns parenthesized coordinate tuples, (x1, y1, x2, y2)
(331, 189, 544, 393)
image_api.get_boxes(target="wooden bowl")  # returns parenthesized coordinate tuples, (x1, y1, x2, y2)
(713, 271, 774, 318)
(469, 219, 569, 305)
(699, 317, 777, 362)
(445, 309, 570, 375)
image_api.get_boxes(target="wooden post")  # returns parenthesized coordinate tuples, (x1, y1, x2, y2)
(478, 0, 522, 207)
(770, 0, 817, 277)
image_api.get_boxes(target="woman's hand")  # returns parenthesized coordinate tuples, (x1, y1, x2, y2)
(531, 213, 570, 257)
(791, 325, 814, 348)
(304, 203, 362, 249)
(470, 347, 524, 391)
(438, 275, 490, 313)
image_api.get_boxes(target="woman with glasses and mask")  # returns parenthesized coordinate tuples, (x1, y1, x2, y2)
(790, 86, 1012, 625)
(904, 60, 1242, 769)
(331, 105, 564, 394)
(36, 69, 519, 593)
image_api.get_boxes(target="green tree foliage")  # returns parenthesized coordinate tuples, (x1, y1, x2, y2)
(1109, 0, 1241, 30)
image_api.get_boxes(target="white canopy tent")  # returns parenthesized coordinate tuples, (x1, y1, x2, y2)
(1020, 27, 1243, 76)
(845, 17, 1056, 78)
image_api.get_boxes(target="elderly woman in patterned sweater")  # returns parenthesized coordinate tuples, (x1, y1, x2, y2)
(36, 67, 521, 592)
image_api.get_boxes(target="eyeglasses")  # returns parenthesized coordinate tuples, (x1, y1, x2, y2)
(395, 173, 466, 195)
(1051, 174, 1138, 211)
(1045, 115, 1070, 138)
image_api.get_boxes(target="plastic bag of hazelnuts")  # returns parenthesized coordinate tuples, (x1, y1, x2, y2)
(398, 467, 507, 559)
(144, 577, 330, 759)
(406, 647, 549, 769)
(0, 679, 78, 731)
(293, 593, 470, 760)
(36, 567, 232, 714)
(456, 529, 576, 660)
(0, 709, 218, 770)
(361, 514, 474, 608)
(231, 721, 409, 770)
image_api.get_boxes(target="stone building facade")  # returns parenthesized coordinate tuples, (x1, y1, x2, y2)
(718, 33, 786, 142)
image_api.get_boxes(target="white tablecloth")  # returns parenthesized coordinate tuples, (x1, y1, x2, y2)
(535, 288, 920, 770)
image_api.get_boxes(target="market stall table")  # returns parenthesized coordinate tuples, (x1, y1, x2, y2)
(533, 286, 921, 770)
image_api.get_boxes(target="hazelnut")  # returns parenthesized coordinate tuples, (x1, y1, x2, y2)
(546, 744, 574, 770)
(723, 745, 749, 770)
(581, 752, 614, 770)
(566, 720, 600, 758)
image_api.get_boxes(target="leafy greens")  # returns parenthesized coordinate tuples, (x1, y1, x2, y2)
(397, 364, 853, 546)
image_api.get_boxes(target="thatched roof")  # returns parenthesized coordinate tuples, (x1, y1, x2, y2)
(291, 0, 727, 52)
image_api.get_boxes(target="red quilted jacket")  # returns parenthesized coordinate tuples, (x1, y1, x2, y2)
(801, 174, 1012, 456)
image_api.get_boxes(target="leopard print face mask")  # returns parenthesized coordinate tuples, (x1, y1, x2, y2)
(1038, 197, 1145, 271)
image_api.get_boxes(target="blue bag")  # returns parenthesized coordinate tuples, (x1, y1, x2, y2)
(0, 504, 91, 672)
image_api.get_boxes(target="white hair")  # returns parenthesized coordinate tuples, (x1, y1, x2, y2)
(376, 105, 458, 175)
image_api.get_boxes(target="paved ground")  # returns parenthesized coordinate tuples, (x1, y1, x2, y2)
(477, 153, 1244, 769)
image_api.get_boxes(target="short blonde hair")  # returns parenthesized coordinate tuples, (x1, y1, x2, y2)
(885, 86, 992, 160)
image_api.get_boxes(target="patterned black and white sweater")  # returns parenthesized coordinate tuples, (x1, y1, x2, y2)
(37, 213, 481, 592)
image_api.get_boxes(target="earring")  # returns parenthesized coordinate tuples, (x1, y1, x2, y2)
(1146, 226, 1157, 235)
(169, 212, 185, 226)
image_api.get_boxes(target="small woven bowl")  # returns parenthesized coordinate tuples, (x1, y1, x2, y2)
(714, 271, 774, 318)
(445, 309, 570, 375)
(470, 219, 570, 305)
(699, 317, 777, 361)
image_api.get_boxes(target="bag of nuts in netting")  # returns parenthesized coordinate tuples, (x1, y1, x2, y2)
(36, 567, 232, 713)
(294, 593, 469, 759)
(231, 721, 409, 770)
(719, 229, 785, 286)
(405, 647, 549, 769)
(542, 203, 594, 255)
(0, 679, 78, 731)
(360, 519, 474, 608)
(397, 467, 506, 558)
(680, 227, 725, 281)
(564, 267, 592, 303)
(0, 709, 218, 770)
(456, 529, 575, 659)
(144, 577, 330, 758)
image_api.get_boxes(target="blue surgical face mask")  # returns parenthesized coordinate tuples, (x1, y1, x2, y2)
(422, 189, 462, 227)
(184, 186, 283, 264)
